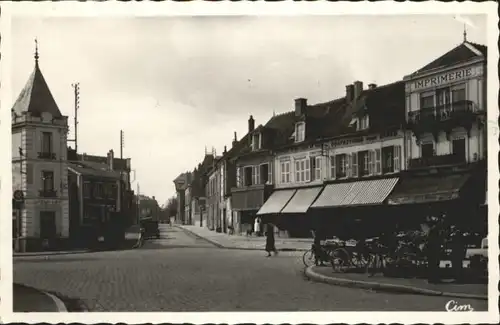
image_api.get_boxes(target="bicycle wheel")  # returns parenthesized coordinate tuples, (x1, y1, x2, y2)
(302, 249, 315, 267)
(331, 248, 350, 273)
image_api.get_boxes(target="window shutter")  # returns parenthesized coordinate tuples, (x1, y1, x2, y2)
(295, 161, 300, 182)
(331, 156, 336, 179)
(305, 158, 311, 182)
(309, 157, 315, 181)
(315, 156, 321, 180)
(236, 167, 241, 187)
(351, 152, 358, 178)
(367, 151, 372, 175)
(268, 163, 272, 184)
(394, 146, 401, 172)
(346, 154, 352, 178)
(375, 149, 382, 174)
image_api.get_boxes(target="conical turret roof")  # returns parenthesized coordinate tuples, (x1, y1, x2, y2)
(12, 60, 62, 118)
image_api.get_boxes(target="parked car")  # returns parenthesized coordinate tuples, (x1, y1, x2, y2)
(140, 217, 160, 239)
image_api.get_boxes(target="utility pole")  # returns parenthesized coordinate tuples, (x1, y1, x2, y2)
(68, 83, 80, 152)
(120, 130, 124, 159)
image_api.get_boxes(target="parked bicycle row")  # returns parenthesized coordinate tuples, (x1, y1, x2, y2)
(303, 217, 487, 284)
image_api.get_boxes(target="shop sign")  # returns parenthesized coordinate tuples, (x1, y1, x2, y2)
(413, 68, 474, 90)
(36, 199, 59, 206)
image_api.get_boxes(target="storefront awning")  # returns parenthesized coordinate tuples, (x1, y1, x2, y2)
(256, 189, 296, 215)
(387, 174, 470, 205)
(281, 187, 323, 214)
(311, 178, 399, 208)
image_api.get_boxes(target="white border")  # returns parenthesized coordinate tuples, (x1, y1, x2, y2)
(1, 1, 498, 324)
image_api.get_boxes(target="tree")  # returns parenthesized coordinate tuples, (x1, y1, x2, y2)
(166, 196, 178, 217)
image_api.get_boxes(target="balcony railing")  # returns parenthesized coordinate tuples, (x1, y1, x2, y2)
(407, 100, 476, 124)
(38, 151, 56, 160)
(39, 189, 57, 198)
(409, 153, 466, 169)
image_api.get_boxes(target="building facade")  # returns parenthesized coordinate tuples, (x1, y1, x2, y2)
(68, 160, 123, 248)
(231, 114, 295, 234)
(12, 52, 70, 252)
(387, 39, 487, 233)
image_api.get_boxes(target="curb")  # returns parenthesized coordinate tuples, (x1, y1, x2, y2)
(13, 250, 91, 258)
(176, 226, 307, 252)
(43, 291, 68, 312)
(304, 266, 487, 301)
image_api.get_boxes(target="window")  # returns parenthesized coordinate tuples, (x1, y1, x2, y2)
(295, 158, 310, 182)
(420, 92, 434, 110)
(244, 166, 252, 186)
(280, 161, 290, 184)
(436, 87, 451, 109)
(351, 153, 358, 178)
(252, 165, 260, 185)
(358, 150, 370, 176)
(260, 164, 271, 184)
(83, 181, 91, 198)
(336, 154, 347, 178)
(94, 183, 103, 198)
(421, 143, 434, 158)
(452, 85, 466, 109)
(382, 146, 394, 173)
(452, 138, 466, 160)
(41, 132, 52, 153)
(310, 156, 322, 181)
(358, 115, 369, 130)
(295, 122, 305, 142)
(41, 171, 54, 191)
(251, 133, 261, 151)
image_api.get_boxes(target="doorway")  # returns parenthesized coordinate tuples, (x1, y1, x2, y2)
(40, 211, 56, 239)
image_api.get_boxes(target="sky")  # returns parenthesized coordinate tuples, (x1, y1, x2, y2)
(11, 15, 487, 204)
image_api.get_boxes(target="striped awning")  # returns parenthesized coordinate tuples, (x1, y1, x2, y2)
(256, 189, 296, 215)
(281, 187, 322, 214)
(311, 178, 399, 208)
(387, 174, 470, 205)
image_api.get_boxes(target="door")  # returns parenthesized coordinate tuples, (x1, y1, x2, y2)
(452, 138, 466, 162)
(40, 211, 56, 239)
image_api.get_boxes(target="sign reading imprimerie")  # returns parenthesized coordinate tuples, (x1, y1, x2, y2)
(410, 65, 482, 91)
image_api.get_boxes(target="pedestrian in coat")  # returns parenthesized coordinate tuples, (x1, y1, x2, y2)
(265, 223, 278, 257)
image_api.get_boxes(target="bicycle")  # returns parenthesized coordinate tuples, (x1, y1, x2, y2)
(302, 241, 338, 268)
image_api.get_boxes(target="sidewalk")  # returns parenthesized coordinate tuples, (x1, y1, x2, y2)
(306, 266, 487, 300)
(177, 224, 312, 251)
(13, 283, 67, 312)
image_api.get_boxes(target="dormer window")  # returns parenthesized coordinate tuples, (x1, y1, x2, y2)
(358, 115, 369, 131)
(295, 122, 305, 142)
(251, 133, 261, 151)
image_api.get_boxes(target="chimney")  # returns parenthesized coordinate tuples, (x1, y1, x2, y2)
(295, 98, 307, 117)
(108, 149, 114, 170)
(345, 84, 355, 102)
(353, 81, 363, 99)
(232, 131, 238, 148)
(248, 115, 255, 132)
(223, 145, 227, 154)
(368, 83, 377, 90)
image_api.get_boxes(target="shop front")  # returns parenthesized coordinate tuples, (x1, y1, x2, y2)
(231, 184, 272, 234)
(309, 177, 399, 239)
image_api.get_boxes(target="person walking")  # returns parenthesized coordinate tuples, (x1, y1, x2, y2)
(265, 223, 278, 257)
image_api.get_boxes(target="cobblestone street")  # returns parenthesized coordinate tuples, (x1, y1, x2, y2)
(13, 225, 487, 312)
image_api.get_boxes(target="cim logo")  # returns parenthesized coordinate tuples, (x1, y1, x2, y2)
(445, 300, 475, 312)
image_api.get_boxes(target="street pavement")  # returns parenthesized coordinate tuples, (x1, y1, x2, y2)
(13, 224, 488, 312)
